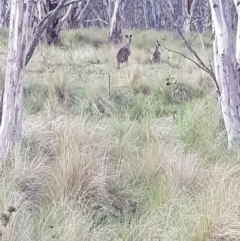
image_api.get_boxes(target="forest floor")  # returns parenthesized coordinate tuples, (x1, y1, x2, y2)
(0, 28, 240, 241)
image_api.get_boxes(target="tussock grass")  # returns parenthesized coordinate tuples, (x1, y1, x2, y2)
(61, 28, 109, 48)
(0, 27, 239, 240)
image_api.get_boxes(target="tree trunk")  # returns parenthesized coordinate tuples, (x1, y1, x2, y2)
(183, 0, 196, 32)
(108, 0, 124, 44)
(149, 0, 157, 28)
(39, 0, 60, 45)
(28, 0, 36, 28)
(142, 0, 148, 29)
(210, 0, 240, 148)
(0, 0, 6, 27)
(155, 1, 161, 29)
(108, 0, 114, 22)
(0, 0, 28, 161)
(203, 0, 211, 31)
(0, 0, 9, 28)
(183, 16, 191, 32)
(234, 0, 240, 69)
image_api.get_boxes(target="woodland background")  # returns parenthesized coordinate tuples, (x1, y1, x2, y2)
(0, 0, 239, 241)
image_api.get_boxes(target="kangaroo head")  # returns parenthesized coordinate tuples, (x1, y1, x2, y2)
(156, 40, 161, 47)
(125, 34, 132, 46)
(155, 40, 161, 52)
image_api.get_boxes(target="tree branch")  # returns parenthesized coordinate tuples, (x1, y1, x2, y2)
(25, 0, 83, 66)
(175, 25, 220, 95)
(60, 3, 74, 24)
(193, 21, 215, 80)
(159, 0, 220, 96)
(76, 0, 90, 22)
(62, 0, 83, 8)
(163, 46, 206, 71)
(83, 18, 109, 25)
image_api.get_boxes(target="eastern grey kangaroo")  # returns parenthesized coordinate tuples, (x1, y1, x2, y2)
(116, 34, 132, 68)
(152, 40, 161, 63)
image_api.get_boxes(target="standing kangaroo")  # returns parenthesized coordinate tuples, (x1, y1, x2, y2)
(152, 40, 161, 63)
(116, 34, 132, 68)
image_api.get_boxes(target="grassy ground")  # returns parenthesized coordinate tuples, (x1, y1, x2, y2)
(0, 27, 240, 241)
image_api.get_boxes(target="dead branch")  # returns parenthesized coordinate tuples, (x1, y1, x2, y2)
(62, 0, 82, 8)
(25, 0, 83, 66)
(193, 21, 215, 77)
(160, 0, 220, 96)
(60, 3, 74, 24)
(91, 9, 106, 27)
(163, 46, 206, 71)
(76, 0, 90, 22)
(175, 28, 220, 95)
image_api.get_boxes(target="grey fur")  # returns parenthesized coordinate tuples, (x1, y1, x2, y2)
(116, 34, 132, 68)
(153, 40, 161, 63)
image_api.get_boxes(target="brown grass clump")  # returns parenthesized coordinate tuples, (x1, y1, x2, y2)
(0, 28, 238, 240)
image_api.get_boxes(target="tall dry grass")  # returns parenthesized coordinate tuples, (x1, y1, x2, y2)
(0, 28, 239, 240)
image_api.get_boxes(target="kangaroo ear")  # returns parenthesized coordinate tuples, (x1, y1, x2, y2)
(130, 34, 132, 38)
(125, 35, 128, 38)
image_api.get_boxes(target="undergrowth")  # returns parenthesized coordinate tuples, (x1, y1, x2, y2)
(0, 28, 239, 241)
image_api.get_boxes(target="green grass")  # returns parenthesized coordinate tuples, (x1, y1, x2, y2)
(0, 28, 239, 241)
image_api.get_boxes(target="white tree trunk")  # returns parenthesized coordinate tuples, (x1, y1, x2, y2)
(234, 0, 240, 68)
(210, 0, 240, 148)
(149, 0, 157, 28)
(109, 0, 124, 44)
(183, 0, 196, 32)
(203, 0, 211, 31)
(28, 0, 35, 28)
(142, 0, 148, 29)
(183, 16, 191, 32)
(108, 0, 114, 22)
(183, 0, 190, 32)
(0, 0, 28, 160)
(212, 27, 221, 91)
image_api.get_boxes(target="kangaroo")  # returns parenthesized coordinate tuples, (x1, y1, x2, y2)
(152, 40, 161, 63)
(116, 34, 132, 68)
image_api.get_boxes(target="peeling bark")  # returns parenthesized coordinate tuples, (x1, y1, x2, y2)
(234, 0, 240, 70)
(0, 0, 28, 160)
(210, 0, 240, 148)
